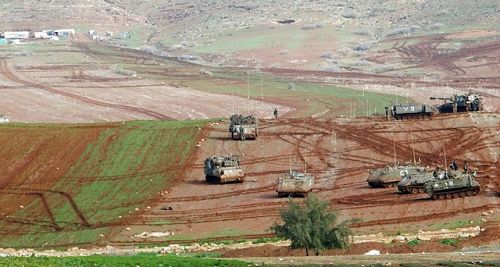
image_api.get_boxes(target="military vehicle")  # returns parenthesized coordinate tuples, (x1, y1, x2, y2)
(204, 155, 245, 184)
(367, 164, 424, 188)
(398, 167, 440, 193)
(276, 170, 314, 197)
(229, 114, 258, 140)
(430, 93, 483, 113)
(390, 103, 435, 120)
(424, 171, 480, 200)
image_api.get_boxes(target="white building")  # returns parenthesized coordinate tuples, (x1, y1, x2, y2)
(34, 32, 50, 39)
(0, 115, 9, 123)
(54, 29, 75, 36)
(4, 31, 30, 39)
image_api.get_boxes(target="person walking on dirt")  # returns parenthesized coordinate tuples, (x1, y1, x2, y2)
(385, 107, 389, 120)
(273, 108, 279, 119)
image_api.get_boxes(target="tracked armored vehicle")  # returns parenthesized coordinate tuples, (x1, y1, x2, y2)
(390, 104, 434, 120)
(229, 114, 258, 140)
(425, 171, 480, 200)
(430, 93, 483, 113)
(276, 170, 314, 197)
(204, 156, 245, 184)
(367, 164, 424, 188)
(398, 167, 440, 193)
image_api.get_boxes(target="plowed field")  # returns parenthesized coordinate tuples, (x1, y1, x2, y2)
(0, 120, 208, 248)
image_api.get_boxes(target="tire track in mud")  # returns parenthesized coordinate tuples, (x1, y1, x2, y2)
(351, 204, 500, 228)
(0, 138, 51, 190)
(139, 192, 498, 228)
(111, 116, 499, 243)
(0, 188, 90, 229)
(162, 184, 276, 202)
(0, 59, 172, 120)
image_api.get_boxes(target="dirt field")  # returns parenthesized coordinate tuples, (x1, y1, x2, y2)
(0, 44, 292, 122)
(110, 112, 499, 246)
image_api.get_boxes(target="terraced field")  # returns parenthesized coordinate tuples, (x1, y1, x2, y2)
(0, 120, 209, 248)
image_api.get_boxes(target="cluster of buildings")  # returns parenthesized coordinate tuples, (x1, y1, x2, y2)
(0, 28, 132, 45)
(0, 29, 75, 44)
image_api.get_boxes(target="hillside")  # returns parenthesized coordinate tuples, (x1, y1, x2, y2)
(0, 120, 208, 248)
(1, 0, 498, 74)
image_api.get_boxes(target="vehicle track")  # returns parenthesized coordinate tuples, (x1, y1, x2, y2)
(0, 59, 172, 120)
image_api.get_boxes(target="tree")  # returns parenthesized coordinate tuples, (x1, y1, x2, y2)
(271, 194, 352, 256)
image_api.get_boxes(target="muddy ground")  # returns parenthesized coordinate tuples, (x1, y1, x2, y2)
(110, 113, 499, 249)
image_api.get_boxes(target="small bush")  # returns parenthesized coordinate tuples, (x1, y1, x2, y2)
(111, 65, 137, 77)
(407, 239, 420, 246)
(272, 194, 353, 256)
(192, 252, 223, 258)
(253, 237, 284, 244)
(440, 238, 458, 246)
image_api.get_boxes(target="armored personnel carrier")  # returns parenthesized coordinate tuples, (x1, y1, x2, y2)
(204, 156, 245, 184)
(367, 164, 424, 188)
(424, 171, 480, 200)
(390, 103, 434, 120)
(398, 167, 440, 193)
(430, 93, 483, 113)
(229, 114, 258, 140)
(276, 170, 314, 197)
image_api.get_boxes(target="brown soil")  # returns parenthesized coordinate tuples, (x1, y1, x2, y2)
(219, 242, 453, 257)
(110, 113, 499, 248)
(0, 43, 293, 123)
(219, 225, 500, 257)
(0, 125, 107, 230)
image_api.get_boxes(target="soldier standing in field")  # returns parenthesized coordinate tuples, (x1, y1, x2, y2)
(273, 108, 279, 119)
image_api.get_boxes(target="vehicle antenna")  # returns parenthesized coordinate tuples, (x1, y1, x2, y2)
(443, 141, 447, 172)
(247, 71, 250, 115)
(232, 79, 235, 114)
(237, 77, 240, 114)
(260, 71, 263, 101)
(410, 124, 416, 164)
(393, 133, 397, 166)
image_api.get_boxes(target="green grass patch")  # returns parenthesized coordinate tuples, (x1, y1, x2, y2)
(440, 238, 459, 246)
(116, 25, 155, 48)
(192, 25, 357, 54)
(0, 120, 208, 248)
(400, 264, 426, 267)
(436, 261, 478, 267)
(184, 251, 224, 258)
(0, 254, 248, 267)
(479, 261, 500, 267)
(407, 239, 420, 246)
(183, 70, 396, 117)
(252, 237, 285, 244)
(200, 228, 252, 239)
(429, 219, 478, 231)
